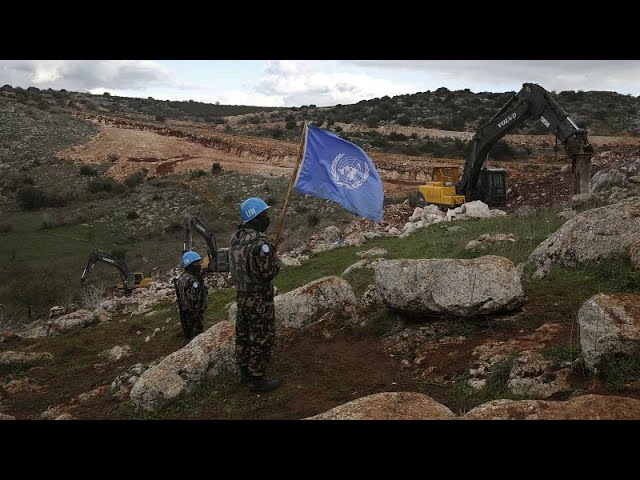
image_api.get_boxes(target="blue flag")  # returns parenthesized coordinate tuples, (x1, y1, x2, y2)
(293, 125, 384, 222)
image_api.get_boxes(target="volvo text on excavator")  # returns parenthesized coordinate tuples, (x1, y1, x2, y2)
(417, 82, 595, 208)
(183, 212, 229, 273)
(80, 249, 152, 293)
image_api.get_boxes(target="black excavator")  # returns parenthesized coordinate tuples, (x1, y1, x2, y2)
(80, 249, 152, 293)
(183, 212, 229, 273)
(418, 82, 595, 208)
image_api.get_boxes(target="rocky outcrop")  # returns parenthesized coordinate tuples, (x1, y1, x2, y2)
(374, 256, 526, 317)
(465, 233, 516, 252)
(578, 293, 640, 371)
(228, 276, 358, 330)
(305, 392, 456, 420)
(0, 351, 53, 365)
(19, 309, 100, 338)
(130, 320, 236, 411)
(527, 197, 640, 278)
(463, 394, 640, 420)
(99, 345, 132, 363)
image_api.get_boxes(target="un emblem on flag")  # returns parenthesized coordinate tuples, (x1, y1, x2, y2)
(330, 153, 370, 190)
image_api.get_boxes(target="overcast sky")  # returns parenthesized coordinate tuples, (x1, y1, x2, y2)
(1, 60, 639, 107)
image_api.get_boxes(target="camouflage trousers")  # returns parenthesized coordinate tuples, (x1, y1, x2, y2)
(235, 290, 276, 377)
(180, 311, 204, 342)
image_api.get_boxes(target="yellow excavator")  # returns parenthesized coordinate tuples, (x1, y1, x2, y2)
(80, 249, 152, 293)
(416, 82, 594, 209)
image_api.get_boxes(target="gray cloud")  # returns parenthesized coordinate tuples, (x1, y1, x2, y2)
(344, 60, 640, 95)
(0, 60, 171, 92)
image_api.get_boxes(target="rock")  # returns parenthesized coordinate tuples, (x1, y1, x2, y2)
(629, 239, 640, 271)
(305, 392, 456, 420)
(507, 350, 572, 399)
(591, 168, 626, 192)
(527, 197, 640, 277)
(0, 413, 15, 420)
(20, 309, 97, 338)
(228, 276, 359, 330)
(130, 321, 236, 411)
(0, 351, 53, 365)
(578, 293, 640, 371)
(375, 256, 526, 317)
(99, 345, 133, 362)
(557, 209, 577, 221)
(344, 232, 366, 246)
(515, 206, 536, 218)
(463, 394, 640, 420)
(356, 247, 388, 259)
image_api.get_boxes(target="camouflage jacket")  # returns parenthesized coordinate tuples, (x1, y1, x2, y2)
(228, 225, 281, 293)
(175, 272, 208, 316)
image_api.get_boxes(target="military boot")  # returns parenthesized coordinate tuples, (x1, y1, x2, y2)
(239, 366, 252, 384)
(247, 375, 281, 393)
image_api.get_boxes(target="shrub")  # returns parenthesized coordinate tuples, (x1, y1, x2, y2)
(307, 213, 320, 227)
(0, 223, 12, 234)
(189, 169, 207, 180)
(88, 177, 114, 193)
(124, 171, 145, 188)
(17, 186, 69, 210)
(126, 210, 139, 220)
(211, 163, 223, 174)
(79, 165, 98, 176)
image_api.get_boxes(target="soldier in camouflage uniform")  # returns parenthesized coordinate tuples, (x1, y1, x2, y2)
(174, 251, 208, 344)
(229, 197, 282, 393)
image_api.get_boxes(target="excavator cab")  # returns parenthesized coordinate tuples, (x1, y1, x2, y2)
(471, 168, 507, 207)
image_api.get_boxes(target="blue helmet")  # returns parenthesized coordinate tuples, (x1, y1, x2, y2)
(240, 197, 270, 223)
(182, 251, 202, 268)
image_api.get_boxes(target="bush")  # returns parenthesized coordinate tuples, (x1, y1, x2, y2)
(211, 163, 223, 174)
(285, 120, 297, 130)
(307, 213, 320, 227)
(88, 177, 114, 193)
(17, 186, 69, 210)
(0, 223, 12, 234)
(79, 165, 98, 176)
(126, 210, 139, 220)
(189, 169, 207, 180)
(124, 171, 145, 188)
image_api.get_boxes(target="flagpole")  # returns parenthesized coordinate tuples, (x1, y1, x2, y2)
(274, 121, 307, 248)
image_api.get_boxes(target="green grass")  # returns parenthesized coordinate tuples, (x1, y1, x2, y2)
(523, 255, 640, 313)
(541, 341, 582, 364)
(596, 352, 640, 390)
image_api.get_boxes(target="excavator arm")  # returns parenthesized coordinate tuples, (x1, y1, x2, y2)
(183, 213, 229, 272)
(80, 249, 137, 291)
(456, 82, 594, 204)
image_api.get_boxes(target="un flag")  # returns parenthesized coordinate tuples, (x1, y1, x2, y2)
(294, 125, 384, 222)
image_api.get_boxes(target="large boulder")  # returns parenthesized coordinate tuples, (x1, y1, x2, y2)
(130, 320, 236, 411)
(463, 394, 640, 420)
(578, 293, 640, 371)
(374, 256, 526, 317)
(526, 197, 640, 278)
(305, 392, 456, 420)
(228, 276, 358, 330)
